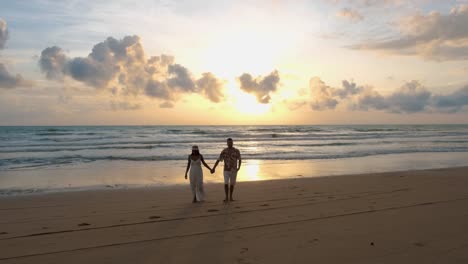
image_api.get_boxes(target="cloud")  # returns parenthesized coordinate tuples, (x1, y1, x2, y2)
(327, 0, 407, 7)
(309, 77, 339, 110)
(196, 72, 224, 103)
(432, 85, 468, 112)
(309, 78, 363, 110)
(307, 77, 468, 113)
(238, 70, 280, 104)
(353, 81, 431, 113)
(0, 64, 32, 89)
(0, 18, 32, 89)
(0, 18, 8, 49)
(167, 64, 196, 91)
(350, 4, 468, 60)
(159, 101, 174, 108)
(39, 35, 225, 105)
(110, 101, 142, 111)
(39, 46, 68, 79)
(337, 8, 363, 22)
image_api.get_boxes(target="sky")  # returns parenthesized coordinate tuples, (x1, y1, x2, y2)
(0, 0, 468, 125)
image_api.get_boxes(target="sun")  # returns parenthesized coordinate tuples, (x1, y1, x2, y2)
(227, 83, 272, 115)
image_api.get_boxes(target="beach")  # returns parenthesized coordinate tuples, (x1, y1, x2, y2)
(1, 166, 468, 263)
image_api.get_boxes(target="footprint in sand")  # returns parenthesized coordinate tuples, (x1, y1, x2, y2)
(235, 206, 241, 209)
(260, 204, 269, 207)
(42, 227, 48, 230)
(148, 216, 161, 219)
(207, 209, 219, 212)
(0, 232, 8, 235)
(414, 242, 425, 247)
(78, 223, 90, 227)
(240, 247, 249, 253)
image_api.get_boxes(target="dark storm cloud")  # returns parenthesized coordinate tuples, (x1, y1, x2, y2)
(238, 70, 280, 104)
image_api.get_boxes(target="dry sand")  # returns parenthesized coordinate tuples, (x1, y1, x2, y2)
(1, 167, 468, 263)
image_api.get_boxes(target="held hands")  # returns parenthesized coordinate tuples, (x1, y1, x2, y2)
(210, 168, 215, 174)
(185, 173, 187, 180)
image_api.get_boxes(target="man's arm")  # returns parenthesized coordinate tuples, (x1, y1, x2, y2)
(237, 150, 242, 171)
(212, 160, 220, 173)
(212, 150, 223, 173)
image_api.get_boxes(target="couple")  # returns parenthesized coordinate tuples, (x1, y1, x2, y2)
(184, 138, 242, 203)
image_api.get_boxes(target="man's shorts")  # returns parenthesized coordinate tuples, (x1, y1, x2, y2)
(223, 170, 238, 185)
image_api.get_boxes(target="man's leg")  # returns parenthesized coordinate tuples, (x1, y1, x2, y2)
(230, 170, 237, 201)
(229, 185, 235, 201)
(223, 171, 229, 202)
(224, 184, 229, 202)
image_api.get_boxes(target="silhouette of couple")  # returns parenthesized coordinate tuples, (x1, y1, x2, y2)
(185, 138, 242, 203)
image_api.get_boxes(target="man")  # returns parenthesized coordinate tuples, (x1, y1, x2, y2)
(212, 138, 242, 202)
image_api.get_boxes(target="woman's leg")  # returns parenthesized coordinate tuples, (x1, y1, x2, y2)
(189, 173, 197, 203)
(197, 173, 204, 201)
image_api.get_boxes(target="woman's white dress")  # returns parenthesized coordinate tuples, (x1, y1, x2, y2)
(189, 156, 204, 201)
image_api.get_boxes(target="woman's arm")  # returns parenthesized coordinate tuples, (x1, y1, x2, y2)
(185, 155, 191, 179)
(201, 155, 211, 170)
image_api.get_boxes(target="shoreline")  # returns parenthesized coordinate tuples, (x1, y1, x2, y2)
(1, 151, 468, 196)
(1, 164, 468, 198)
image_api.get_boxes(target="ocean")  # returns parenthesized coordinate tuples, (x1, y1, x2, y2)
(1, 125, 468, 194)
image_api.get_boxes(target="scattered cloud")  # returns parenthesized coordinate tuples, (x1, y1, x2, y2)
(307, 77, 468, 113)
(238, 70, 280, 104)
(0, 18, 8, 49)
(337, 8, 363, 22)
(432, 85, 468, 112)
(39, 35, 225, 105)
(0, 64, 32, 89)
(0, 18, 32, 89)
(196, 72, 224, 103)
(353, 80, 432, 113)
(110, 101, 142, 111)
(309, 78, 364, 110)
(350, 4, 468, 61)
(159, 101, 174, 108)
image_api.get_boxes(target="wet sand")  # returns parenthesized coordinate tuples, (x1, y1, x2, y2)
(1, 166, 468, 263)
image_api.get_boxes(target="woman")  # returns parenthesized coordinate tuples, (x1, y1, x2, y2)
(185, 145, 211, 203)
